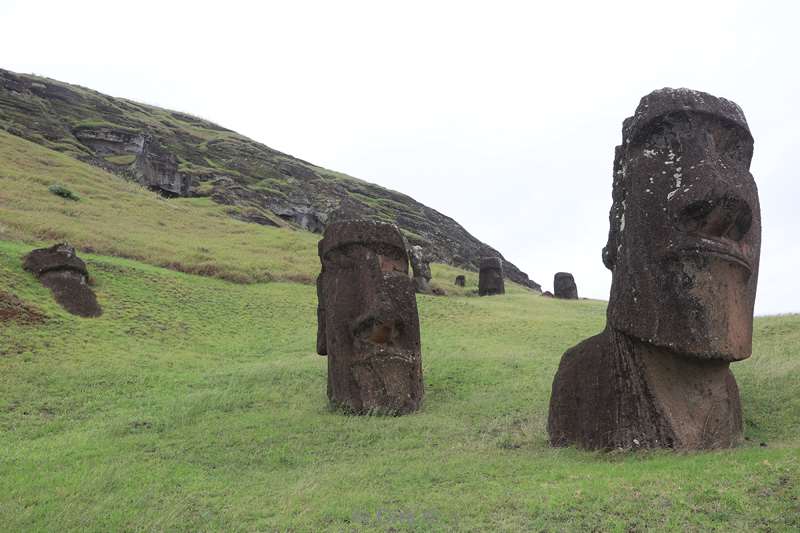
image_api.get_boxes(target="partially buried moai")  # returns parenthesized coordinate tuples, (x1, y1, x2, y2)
(548, 88, 761, 450)
(553, 272, 578, 299)
(23, 243, 102, 317)
(408, 245, 432, 294)
(454, 275, 466, 287)
(478, 256, 504, 296)
(316, 220, 424, 414)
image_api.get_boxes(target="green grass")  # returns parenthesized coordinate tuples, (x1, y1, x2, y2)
(0, 238, 798, 531)
(0, 131, 319, 284)
(0, 120, 798, 531)
(104, 154, 136, 166)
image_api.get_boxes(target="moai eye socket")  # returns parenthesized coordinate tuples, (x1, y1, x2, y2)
(675, 196, 752, 241)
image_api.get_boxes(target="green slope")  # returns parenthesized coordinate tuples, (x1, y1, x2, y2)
(1, 122, 799, 531)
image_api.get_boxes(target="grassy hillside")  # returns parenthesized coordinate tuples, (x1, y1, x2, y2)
(0, 130, 319, 284)
(1, 125, 799, 531)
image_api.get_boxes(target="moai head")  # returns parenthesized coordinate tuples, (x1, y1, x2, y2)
(23, 243, 102, 317)
(553, 272, 578, 299)
(454, 275, 466, 287)
(316, 220, 423, 414)
(603, 89, 761, 361)
(478, 256, 505, 296)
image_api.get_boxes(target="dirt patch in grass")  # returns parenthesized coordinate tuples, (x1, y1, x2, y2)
(0, 291, 46, 324)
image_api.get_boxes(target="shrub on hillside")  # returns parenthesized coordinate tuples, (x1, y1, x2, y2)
(48, 183, 80, 201)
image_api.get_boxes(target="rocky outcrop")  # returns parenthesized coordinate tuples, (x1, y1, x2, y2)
(0, 68, 540, 288)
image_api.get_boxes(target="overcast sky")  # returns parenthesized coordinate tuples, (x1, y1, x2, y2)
(2, 0, 798, 315)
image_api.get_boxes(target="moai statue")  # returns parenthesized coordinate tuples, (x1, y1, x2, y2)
(316, 220, 424, 414)
(408, 245, 432, 294)
(23, 243, 102, 317)
(454, 275, 466, 287)
(553, 272, 578, 299)
(548, 89, 761, 450)
(478, 256, 505, 296)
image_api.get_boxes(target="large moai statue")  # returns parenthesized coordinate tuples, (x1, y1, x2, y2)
(548, 89, 761, 450)
(408, 245, 432, 294)
(478, 256, 504, 296)
(553, 272, 578, 299)
(316, 220, 424, 414)
(23, 243, 102, 317)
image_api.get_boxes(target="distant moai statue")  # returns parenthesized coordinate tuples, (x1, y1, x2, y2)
(408, 245, 432, 294)
(478, 256, 504, 296)
(454, 275, 466, 287)
(316, 220, 424, 414)
(548, 89, 761, 450)
(23, 243, 102, 317)
(553, 272, 578, 299)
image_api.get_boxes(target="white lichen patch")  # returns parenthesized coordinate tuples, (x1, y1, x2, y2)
(643, 149, 657, 158)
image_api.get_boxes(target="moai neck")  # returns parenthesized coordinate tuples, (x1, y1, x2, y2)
(608, 328, 743, 449)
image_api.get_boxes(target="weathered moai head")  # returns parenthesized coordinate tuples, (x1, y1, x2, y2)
(316, 220, 423, 414)
(553, 272, 578, 299)
(603, 88, 761, 361)
(478, 256, 505, 296)
(454, 275, 466, 287)
(408, 245, 432, 293)
(23, 243, 102, 317)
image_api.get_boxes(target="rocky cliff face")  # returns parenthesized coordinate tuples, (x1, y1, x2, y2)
(0, 68, 540, 289)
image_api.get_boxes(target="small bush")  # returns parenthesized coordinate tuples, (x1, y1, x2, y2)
(48, 183, 80, 201)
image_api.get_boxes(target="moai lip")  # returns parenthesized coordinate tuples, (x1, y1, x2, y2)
(23, 243, 102, 317)
(548, 88, 760, 450)
(317, 220, 424, 415)
(553, 272, 578, 299)
(478, 256, 504, 296)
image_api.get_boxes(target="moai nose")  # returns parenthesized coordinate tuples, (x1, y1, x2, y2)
(676, 195, 752, 241)
(353, 315, 399, 345)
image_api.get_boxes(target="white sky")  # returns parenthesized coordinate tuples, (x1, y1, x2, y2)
(2, 0, 798, 315)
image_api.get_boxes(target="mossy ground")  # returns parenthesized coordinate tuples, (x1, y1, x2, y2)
(0, 127, 798, 531)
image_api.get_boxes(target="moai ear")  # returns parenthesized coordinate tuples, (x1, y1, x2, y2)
(316, 273, 327, 356)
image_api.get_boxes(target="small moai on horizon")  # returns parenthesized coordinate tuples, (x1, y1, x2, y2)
(23, 243, 102, 317)
(454, 275, 466, 287)
(548, 88, 761, 450)
(553, 272, 578, 299)
(316, 220, 424, 415)
(408, 245, 432, 294)
(478, 256, 504, 296)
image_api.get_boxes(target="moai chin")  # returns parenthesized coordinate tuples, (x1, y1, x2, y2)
(316, 220, 424, 414)
(23, 243, 102, 317)
(553, 272, 578, 299)
(548, 88, 761, 450)
(478, 256, 504, 296)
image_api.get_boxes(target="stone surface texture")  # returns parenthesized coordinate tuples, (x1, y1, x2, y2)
(23, 243, 102, 317)
(548, 88, 761, 450)
(553, 272, 578, 299)
(316, 220, 423, 414)
(478, 257, 505, 296)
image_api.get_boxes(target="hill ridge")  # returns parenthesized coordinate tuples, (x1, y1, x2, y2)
(0, 67, 541, 290)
